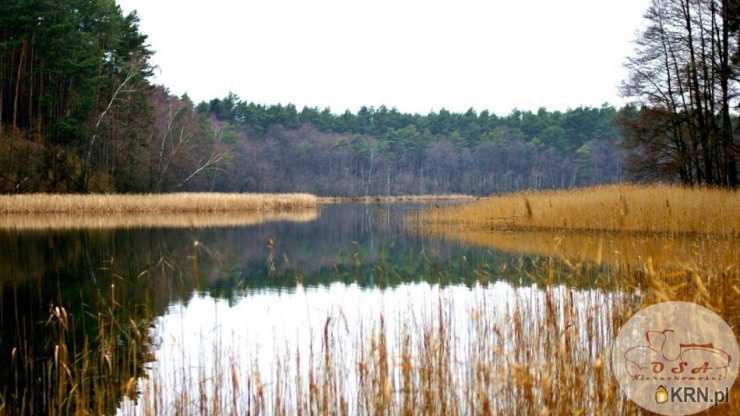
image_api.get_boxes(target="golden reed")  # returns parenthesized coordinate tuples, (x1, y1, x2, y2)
(421, 184, 739, 235)
(0, 193, 318, 214)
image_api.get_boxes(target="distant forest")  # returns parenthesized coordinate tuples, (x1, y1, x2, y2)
(0, 0, 737, 194)
(196, 97, 623, 195)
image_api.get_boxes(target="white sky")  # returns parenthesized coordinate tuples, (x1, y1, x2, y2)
(117, 0, 650, 115)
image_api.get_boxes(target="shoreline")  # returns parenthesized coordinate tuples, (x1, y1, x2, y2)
(0, 210, 319, 231)
(319, 194, 477, 204)
(0, 193, 474, 229)
(0, 193, 477, 215)
(0, 193, 319, 214)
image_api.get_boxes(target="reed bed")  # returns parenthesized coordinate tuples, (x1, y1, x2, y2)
(120, 283, 633, 416)
(0, 210, 319, 230)
(0, 193, 319, 214)
(421, 184, 740, 235)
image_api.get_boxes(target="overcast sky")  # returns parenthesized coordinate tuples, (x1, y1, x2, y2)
(117, 0, 650, 115)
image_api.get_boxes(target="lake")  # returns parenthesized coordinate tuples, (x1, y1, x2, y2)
(2, 202, 728, 415)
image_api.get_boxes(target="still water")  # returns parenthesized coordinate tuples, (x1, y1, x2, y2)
(0, 203, 630, 414)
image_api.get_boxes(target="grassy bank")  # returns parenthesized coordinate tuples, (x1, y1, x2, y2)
(0, 193, 319, 214)
(421, 184, 739, 235)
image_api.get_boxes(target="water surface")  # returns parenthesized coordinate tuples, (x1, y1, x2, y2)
(0, 203, 636, 414)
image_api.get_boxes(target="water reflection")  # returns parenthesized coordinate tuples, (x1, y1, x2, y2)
(419, 227, 739, 271)
(0, 203, 641, 415)
(123, 282, 629, 415)
(0, 204, 496, 413)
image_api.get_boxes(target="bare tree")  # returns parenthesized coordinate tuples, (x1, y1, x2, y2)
(621, 0, 739, 187)
(82, 58, 143, 190)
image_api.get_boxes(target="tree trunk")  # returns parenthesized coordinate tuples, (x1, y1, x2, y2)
(719, 0, 737, 187)
(682, 0, 713, 184)
(12, 39, 27, 132)
(27, 34, 34, 133)
(0, 80, 4, 137)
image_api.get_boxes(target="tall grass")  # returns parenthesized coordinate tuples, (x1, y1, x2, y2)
(0, 210, 319, 230)
(0, 193, 319, 214)
(421, 184, 740, 235)
(121, 283, 633, 415)
(1, 290, 154, 416)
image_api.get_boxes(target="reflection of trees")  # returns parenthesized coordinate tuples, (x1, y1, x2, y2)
(0, 225, 200, 414)
(0, 204, 622, 414)
(0, 263, 157, 415)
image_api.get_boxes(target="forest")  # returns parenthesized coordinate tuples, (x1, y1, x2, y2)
(0, 0, 737, 195)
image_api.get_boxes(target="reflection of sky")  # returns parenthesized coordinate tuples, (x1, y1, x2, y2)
(2, 203, 634, 415)
(120, 281, 622, 415)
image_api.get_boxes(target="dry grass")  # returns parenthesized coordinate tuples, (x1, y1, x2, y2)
(421, 184, 740, 235)
(1, 293, 155, 416)
(121, 285, 632, 416)
(0, 210, 319, 231)
(0, 193, 319, 214)
(320, 194, 476, 204)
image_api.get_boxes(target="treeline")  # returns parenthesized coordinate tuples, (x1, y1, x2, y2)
(0, 0, 152, 191)
(0, 1, 223, 193)
(0, 0, 624, 195)
(199, 97, 624, 195)
(7, 0, 734, 195)
(619, 0, 740, 187)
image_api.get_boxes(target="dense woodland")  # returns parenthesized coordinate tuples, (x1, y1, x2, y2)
(0, 0, 737, 195)
(198, 98, 623, 195)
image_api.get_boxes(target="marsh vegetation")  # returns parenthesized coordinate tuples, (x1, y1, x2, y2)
(0, 210, 320, 231)
(0, 193, 318, 214)
(421, 184, 739, 234)
(0, 189, 737, 415)
(0, 193, 320, 230)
